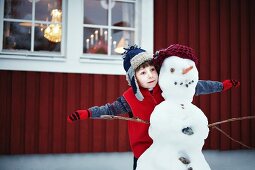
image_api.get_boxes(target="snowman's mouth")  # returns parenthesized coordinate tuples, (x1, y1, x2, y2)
(174, 80, 195, 88)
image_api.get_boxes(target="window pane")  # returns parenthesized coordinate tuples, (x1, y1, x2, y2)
(34, 24, 61, 52)
(4, 0, 32, 20)
(35, 0, 62, 21)
(112, 1, 135, 27)
(84, 0, 108, 25)
(3, 0, 63, 53)
(82, 0, 137, 57)
(83, 28, 108, 54)
(3, 21, 31, 50)
(111, 30, 134, 54)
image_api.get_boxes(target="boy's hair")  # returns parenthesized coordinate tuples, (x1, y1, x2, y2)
(135, 60, 154, 73)
(122, 45, 153, 101)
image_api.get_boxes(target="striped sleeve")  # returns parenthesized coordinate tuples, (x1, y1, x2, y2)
(88, 96, 132, 118)
(195, 80, 223, 96)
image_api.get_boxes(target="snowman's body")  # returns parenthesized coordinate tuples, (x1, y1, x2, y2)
(136, 56, 211, 170)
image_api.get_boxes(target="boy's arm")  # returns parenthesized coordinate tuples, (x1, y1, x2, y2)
(195, 80, 240, 96)
(67, 96, 131, 123)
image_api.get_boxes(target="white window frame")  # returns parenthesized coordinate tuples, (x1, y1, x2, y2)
(0, 0, 66, 55)
(0, 0, 153, 75)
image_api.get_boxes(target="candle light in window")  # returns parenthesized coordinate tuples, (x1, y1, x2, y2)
(90, 34, 94, 46)
(104, 31, 107, 42)
(95, 30, 98, 41)
(86, 39, 89, 49)
(113, 40, 117, 49)
(100, 28, 103, 37)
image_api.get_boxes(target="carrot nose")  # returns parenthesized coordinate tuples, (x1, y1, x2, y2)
(182, 66, 193, 74)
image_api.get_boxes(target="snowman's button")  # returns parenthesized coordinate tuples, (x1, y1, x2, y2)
(179, 157, 190, 164)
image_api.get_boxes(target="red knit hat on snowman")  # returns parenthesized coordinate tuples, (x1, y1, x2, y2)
(153, 44, 198, 72)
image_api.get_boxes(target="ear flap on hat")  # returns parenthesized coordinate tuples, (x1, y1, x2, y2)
(127, 67, 144, 101)
(130, 76, 144, 101)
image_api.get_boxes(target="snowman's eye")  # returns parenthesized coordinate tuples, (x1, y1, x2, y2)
(170, 68, 175, 73)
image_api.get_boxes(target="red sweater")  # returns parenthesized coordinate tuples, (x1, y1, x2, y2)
(123, 84, 164, 158)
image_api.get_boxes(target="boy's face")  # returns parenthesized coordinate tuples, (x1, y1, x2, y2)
(135, 65, 158, 89)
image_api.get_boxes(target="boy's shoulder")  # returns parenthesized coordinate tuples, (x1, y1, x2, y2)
(123, 87, 135, 97)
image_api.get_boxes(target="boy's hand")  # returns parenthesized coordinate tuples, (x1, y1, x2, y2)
(222, 79, 240, 92)
(67, 110, 90, 123)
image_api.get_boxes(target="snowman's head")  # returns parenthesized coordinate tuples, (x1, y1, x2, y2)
(153, 44, 199, 103)
(159, 56, 198, 103)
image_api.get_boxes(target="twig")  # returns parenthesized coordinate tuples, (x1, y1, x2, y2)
(98, 115, 255, 127)
(97, 115, 255, 148)
(208, 116, 255, 149)
(212, 126, 253, 149)
(208, 116, 255, 128)
(98, 115, 150, 124)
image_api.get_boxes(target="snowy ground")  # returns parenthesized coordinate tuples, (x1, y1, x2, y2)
(0, 150, 254, 170)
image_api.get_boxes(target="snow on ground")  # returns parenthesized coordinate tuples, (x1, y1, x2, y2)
(0, 150, 254, 170)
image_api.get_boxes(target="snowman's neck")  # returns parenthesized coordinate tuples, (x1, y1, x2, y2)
(163, 96, 193, 104)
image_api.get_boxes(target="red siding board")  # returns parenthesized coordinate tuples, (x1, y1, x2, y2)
(118, 76, 130, 152)
(105, 75, 118, 152)
(92, 75, 106, 152)
(10, 72, 26, 154)
(251, 0, 255, 148)
(178, 0, 189, 44)
(209, 0, 220, 149)
(52, 73, 64, 153)
(24, 72, 37, 153)
(219, 0, 231, 150)
(0, 71, 12, 153)
(154, 0, 168, 50)
(188, 0, 199, 48)
(38, 73, 50, 153)
(66, 74, 79, 153)
(79, 74, 91, 152)
(230, 0, 241, 149)
(198, 0, 210, 148)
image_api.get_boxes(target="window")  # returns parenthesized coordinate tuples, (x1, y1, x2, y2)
(83, 0, 136, 59)
(0, 0, 153, 75)
(0, 0, 64, 57)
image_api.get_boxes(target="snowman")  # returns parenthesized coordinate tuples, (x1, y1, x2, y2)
(136, 44, 211, 170)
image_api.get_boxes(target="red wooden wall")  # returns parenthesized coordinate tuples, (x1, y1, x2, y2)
(0, 0, 254, 154)
(0, 72, 130, 154)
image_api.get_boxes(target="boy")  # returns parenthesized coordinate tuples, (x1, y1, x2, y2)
(67, 45, 239, 170)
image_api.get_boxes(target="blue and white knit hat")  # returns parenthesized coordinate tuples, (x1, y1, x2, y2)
(123, 45, 153, 101)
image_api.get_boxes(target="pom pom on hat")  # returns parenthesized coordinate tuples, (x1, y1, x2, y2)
(153, 44, 198, 72)
(122, 45, 153, 101)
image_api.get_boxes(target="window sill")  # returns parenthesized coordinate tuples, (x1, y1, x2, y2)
(0, 53, 66, 62)
(0, 54, 125, 75)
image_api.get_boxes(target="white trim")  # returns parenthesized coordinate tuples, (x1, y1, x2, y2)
(0, 56, 125, 75)
(0, 0, 4, 50)
(140, 0, 154, 54)
(0, 0, 154, 75)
